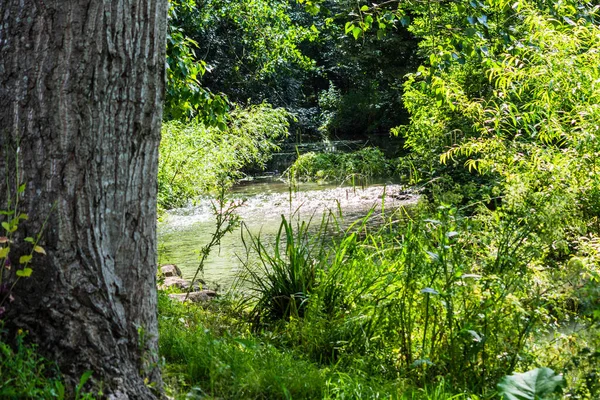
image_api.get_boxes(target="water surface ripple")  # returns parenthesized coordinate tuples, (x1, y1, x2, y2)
(158, 181, 418, 289)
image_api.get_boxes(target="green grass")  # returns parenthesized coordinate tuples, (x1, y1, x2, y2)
(159, 293, 325, 399)
(0, 327, 98, 399)
(184, 200, 599, 399)
(0, 328, 65, 399)
(158, 292, 477, 399)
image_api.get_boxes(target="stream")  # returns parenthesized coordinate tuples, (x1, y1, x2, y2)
(158, 177, 418, 290)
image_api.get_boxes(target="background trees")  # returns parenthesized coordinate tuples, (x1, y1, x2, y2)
(166, 0, 421, 140)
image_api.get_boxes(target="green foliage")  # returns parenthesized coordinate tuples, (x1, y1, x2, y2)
(1, 184, 50, 320)
(394, 1, 600, 246)
(165, 1, 230, 125)
(309, 1, 418, 138)
(0, 329, 65, 399)
(159, 293, 325, 399)
(158, 0, 600, 398)
(167, 0, 420, 138)
(158, 292, 474, 399)
(236, 203, 597, 392)
(203, 0, 315, 79)
(286, 147, 393, 183)
(0, 329, 97, 399)
(158, 104, 289, 209)
(167, 0, 315, 110)
(497, 368, 565, 400)
(239, 214, 335, 324)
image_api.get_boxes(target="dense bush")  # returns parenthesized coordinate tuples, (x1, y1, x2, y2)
(398, 2, 600, 213)
(285, 147, 394, 184)
(158, 104, 289, 209)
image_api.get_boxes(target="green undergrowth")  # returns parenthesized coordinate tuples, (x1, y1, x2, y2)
(0, 327, 95, 399)
(285, 147, 395, 184)
(172, 197, 598, 399)
(158, 202, 599, 399)
(158, 293, 474, 399)
(158, 103, 290, 210)
(0, 329, 64, 398)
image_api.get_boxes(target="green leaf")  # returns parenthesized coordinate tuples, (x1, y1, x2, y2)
(24, 237, 35, 243)
(0, 246, 9, 258)
(352, 26, 362, 40)
(1, 222, 10, 232)
(306, 3, 319, 15)
(18, 183, 26, 193)
(477, 15, 488, 27)
(497, 368, 566, 400)
(75, 370, 93, 399)
(16, 267, 33, 277)
(19, 254, 33, 264)
(344, 22, 354, 34)
(33, 245, 46, 255)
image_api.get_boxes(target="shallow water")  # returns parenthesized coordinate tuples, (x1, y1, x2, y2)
(157, 178, 417, 289)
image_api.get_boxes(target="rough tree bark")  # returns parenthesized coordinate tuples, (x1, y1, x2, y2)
(0, 1, 167, 398)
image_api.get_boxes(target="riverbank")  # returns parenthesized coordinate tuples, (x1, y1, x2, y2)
(158, 182, 419, 287)
(159, 198, 600, 399)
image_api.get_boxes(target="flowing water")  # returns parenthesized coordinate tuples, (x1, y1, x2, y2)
(158, 177, 418, 290)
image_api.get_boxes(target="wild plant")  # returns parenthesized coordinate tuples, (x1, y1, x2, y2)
(284, 147, 393, 184)
(0, 327, 64, 398)
(158, 103, 289, 209)
(0, 182, 50, 320)
(185, 187, 244, 301)
(238, 213, 334, 325)
(250, 203, 560, 391)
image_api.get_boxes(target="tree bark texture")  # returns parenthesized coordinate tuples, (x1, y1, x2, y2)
(0, 1, 167, 398)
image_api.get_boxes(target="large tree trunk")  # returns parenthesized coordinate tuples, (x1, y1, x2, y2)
(0, 1, 167, 397)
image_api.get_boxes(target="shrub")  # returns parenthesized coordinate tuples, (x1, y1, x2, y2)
(238, 203, 596, 392)
(158, 103, 290, 209)
(285, 147, 394, 183)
